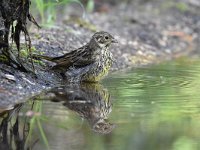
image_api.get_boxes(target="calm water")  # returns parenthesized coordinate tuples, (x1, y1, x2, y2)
(1, 57, 200, 150)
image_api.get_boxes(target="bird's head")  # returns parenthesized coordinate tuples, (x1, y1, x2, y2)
(91, 31, 118, 48)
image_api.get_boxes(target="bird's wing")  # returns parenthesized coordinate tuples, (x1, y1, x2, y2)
(71, 50, 96, 67)
(52, 46, 95, 70)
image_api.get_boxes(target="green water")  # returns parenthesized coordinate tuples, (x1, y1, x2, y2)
(1, 57, 200, 150)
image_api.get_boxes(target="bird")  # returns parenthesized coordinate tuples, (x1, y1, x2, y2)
(48, 83, 115, 134)
(33, 31, 118, 82)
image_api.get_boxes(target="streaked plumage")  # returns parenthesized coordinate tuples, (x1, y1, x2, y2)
(34, 31, 117, 82)
(48, 83, 115, 134)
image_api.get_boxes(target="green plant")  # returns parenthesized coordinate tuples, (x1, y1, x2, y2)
(175, 2, 188, 12)
(86, 0, 94, 12)
(31, 0, 88, 27)
(26, 101, 50, 149)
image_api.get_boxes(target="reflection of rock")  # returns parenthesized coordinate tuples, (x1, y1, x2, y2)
(0, 104, 30, 150)
(48, 83, 115, 134)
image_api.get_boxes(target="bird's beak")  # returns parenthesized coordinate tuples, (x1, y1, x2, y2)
(111, 38, 118, 43)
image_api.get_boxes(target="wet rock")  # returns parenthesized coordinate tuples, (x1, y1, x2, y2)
(4, 74, 16, 82)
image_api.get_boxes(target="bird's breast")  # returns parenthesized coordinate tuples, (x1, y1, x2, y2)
(66, 48, 113, 82)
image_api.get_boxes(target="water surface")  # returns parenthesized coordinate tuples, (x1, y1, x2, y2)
(1, 57, 200, 150)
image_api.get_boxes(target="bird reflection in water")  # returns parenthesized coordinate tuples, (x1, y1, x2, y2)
(47, 83, 116, 134)
(0, 83, 115, 149)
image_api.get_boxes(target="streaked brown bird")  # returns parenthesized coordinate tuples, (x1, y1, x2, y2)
(34, 31, 117, 82)
(48, 83, 115, 134)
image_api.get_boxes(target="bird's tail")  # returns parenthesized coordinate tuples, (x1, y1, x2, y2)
(32, 54, 58, 63)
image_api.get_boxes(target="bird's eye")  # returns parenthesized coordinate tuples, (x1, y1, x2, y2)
(104, 36, 109, 40)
